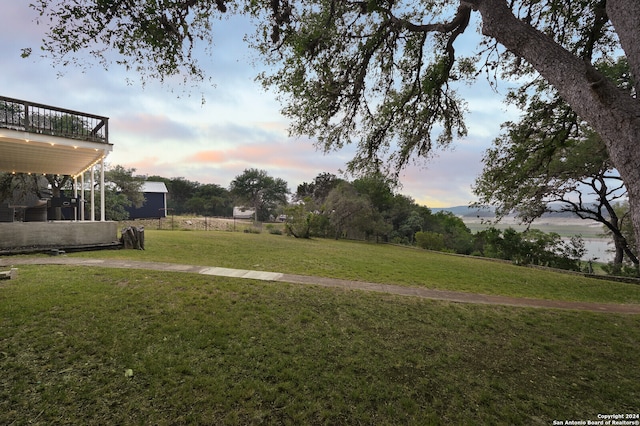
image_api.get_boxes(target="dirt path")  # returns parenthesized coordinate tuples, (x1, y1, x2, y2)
(3, 257, 640, 314)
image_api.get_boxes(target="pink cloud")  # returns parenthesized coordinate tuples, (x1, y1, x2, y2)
(233, 144, 276, 160)
(115, 156, 161, 172)
(185, 150, 227, 163)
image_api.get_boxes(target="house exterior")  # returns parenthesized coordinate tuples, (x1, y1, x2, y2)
(126, 181, 169, 219)
(0, 95, 117, 250)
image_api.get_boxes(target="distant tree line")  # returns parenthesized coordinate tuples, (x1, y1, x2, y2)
(286, 172, 587, 272)
(105, 167, 588, 274)
(0, 165, 631, 275)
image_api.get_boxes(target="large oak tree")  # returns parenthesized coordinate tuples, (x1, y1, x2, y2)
(229, 168, 289, 221)
(474, 57, 638, 270)
(28, 0, 640, 246)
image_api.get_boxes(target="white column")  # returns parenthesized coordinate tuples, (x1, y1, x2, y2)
(73, 176, 78, 221)
(100, 157, 105, 221)
(90, 165, 95, 222)
(80, 171, 85, 221)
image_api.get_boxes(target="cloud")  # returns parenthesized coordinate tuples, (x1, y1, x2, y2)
(113, 113, 196, 142)
(186, 151, 227, 163)
(109, 131, 353, 195)
(176, 137, 350, 184)
(399, 143, 486, 207)
(112, 156, 162, 173)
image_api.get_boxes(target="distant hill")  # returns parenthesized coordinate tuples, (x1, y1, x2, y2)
(431, 206, 496, 218)
(432, 203, 600, 219)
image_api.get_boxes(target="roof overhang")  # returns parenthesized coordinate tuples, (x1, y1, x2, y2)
(0, 128, 112, 177)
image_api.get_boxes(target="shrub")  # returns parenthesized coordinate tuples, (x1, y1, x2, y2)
(266, 224, 283, 235)
(415, 231, 445, 251)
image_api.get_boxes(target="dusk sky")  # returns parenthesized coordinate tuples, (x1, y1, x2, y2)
(0, 3, 520, 208)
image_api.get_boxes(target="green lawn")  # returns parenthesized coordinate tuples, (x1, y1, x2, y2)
(70, 230, 640, 304)
(2, 230, 639, 424)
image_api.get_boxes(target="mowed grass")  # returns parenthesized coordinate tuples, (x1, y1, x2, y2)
(69, 229, 640, 304)
(2, 266, 639, 425)
(2, 230, 640, 424)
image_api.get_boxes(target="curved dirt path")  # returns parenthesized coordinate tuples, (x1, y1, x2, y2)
(3, 257, 640, 314)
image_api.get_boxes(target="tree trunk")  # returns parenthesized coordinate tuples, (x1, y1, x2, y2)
(121, 226, 145, 250)
(590, 206, 640, 269)
(607, 0, 640, 84)
(612, 234, 624, 273)
(603, 199, 640, 268)
(465, 0, 640, 258)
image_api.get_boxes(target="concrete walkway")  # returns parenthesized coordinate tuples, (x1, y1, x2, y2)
(2, 257, 640, 314)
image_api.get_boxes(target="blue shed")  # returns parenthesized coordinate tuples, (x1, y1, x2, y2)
(126, 181, 169, 219)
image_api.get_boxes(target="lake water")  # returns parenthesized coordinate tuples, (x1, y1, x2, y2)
(578, 238, 613, 262)
(462, 217, 614, 262)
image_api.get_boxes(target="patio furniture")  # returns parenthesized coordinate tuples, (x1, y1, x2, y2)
(0, 203, 14, 222)
(24, 200, 48, 222)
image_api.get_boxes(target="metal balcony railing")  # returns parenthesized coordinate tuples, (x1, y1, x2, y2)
(0, 95, 109, 143)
